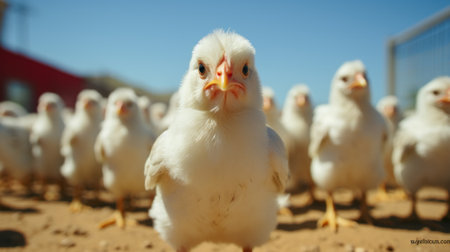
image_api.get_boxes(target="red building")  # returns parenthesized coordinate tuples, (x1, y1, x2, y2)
(0, 46, 85, 111)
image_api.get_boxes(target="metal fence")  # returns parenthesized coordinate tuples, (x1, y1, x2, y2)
(387, 7, 450, 110)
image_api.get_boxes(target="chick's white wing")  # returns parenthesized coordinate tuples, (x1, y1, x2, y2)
(309, 105, 331, 158)
(267, 127, 289, 193)
(392, 127, 417, 163)
(144, 130, 169, 190)
(94, 133, 106, 163)
(60, 125, 77, 156)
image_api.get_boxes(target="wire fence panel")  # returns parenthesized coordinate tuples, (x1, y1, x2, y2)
(388, 8, 450, 110)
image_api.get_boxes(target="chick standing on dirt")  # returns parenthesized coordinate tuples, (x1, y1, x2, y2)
(30, 93, 66, 199)
(393, 76, 450, 220)
(0, 101, 32, 191)
(0, 116, 34, 192)
(309, 60, 387, 232)
(145, 30, 289, 252)
(281, 84, 314, 199)
(95, 88, 156, 229)
(60, 90, 104, 212)
(375, 96, 405, 201)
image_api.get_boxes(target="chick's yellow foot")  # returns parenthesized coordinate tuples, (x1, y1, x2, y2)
(317, 212, 356, 232)
(392, 189, 408, 200)
(98, 211, 136, 229)
(318, 193, 356, 232)
(278, 207, 294, 217)
(43, 190, 59, 201)
(69, 199, 90, 213)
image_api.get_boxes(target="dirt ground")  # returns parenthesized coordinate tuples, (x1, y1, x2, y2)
(1, 183, 450, 252)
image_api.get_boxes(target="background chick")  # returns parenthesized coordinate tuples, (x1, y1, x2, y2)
(60, 90, 104, 212)
(281, 84, 314, 200)
(30, 92, 66, 200)
(95, 88, 156, 229)
(393, 76, 450, 221)
(309, 60, 387, 231)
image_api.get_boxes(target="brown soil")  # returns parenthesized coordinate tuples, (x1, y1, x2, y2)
(1, 184, 449, 252)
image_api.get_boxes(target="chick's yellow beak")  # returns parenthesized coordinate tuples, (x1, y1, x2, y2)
(296, 95, 307, 107)
(263, 97, 273, 111)
(439, 88, 450, 104)
(349, 72, 367, 89)
(203, 58, 230, 91)
(116, 101, 127, 115)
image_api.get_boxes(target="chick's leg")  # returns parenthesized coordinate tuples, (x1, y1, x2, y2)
(359, 191, 373, 224)
(69, 184, 89, 213)
(408, 193, 418, 220)
(98, 196, 126, 229)
(317, 192, 356, 232)
(443, 191, 450, 221)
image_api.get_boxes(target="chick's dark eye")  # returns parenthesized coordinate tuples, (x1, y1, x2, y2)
(198, 63, 206, 75)
(242, 64, 249, 77)
(341, 76, 348, 82)
(432, 90, 440, 96)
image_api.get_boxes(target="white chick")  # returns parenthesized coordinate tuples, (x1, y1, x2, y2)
(95, 88, 155, 229)
(157, 91, 179, 132)
(262, 87, 288, 143)
(0, 101, 27, 117)
(375, 96, 404, 201)
(392, 76, 450, 220)
(60, 90, 104, 212)
(309, 60, 387, 231)
(262, 87, 280, 127)
(150, 102, 168, 135)
(138, 96, 154, 130)
(145, 30, 289, 252)
(281, 84, 314, 198)
(30, 92, 66, 199)
(0, 101, 28, 188)
(0, 117, 34, 190)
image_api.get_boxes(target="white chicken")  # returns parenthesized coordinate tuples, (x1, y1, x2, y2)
(95, 88, 155, 228)
(145, 30, 288, 252)
(60, 90, 104, 212)
(393, 76, 450, 220)
(309, 60, 387, 231)
(30, 92, 66, 199)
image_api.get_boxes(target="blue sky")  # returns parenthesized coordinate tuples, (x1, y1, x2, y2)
(3, 0, 449, 106)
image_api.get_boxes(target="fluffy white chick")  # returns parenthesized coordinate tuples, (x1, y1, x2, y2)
(0, 117, 34, 191)
(95, 88, 155, 229)
(262, 87, 280, 127)
(0, 101, 27, 117)
(262, 87, 288, 143)
(375, 96, 405, 201)
(145, 30, 289, 252)
(30, 92, 66, 199)
(138, 96, 154, 130)
(309, 60, 387, 231)
(0, 101, 28, 188)
(281, 84, 314, 197)
(150, 102, 168, 135)
(377, 96, 402, 132)
(60, 90, 104, 212)
(392, 76, 450, 220)
(157, 91, 179, 132)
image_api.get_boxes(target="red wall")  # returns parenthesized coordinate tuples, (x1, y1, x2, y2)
(0, 47, 85, 111)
